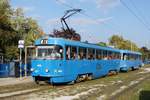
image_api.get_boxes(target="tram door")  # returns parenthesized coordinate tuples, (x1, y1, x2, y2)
(65, 46, 78, 77)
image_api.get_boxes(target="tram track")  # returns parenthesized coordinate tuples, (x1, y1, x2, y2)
(0, 82, 50, 99)
(0, 82, 73, 100)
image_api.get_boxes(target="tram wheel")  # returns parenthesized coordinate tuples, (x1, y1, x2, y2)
(87, 74, 93, 80)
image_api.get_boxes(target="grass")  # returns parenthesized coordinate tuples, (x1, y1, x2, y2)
(116, 78, 150, 100)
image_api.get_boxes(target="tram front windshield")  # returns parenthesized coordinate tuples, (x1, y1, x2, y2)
(36, 45, 63, 60)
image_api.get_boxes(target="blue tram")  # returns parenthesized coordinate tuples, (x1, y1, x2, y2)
(31, 37, 142, 84)
(119, 50, 142, 72)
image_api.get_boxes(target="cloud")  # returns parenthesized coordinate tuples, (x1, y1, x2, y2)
(47, 17, 112, 26)
(78, 0, 120, 12)
(71, 17, 112, 25)
(22, 6, 35, 13)
(47, 18, 60, 25)
(96, 0, 120, 10)
(55, 0, 67, 4)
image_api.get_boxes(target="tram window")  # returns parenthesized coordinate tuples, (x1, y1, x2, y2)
(139, 55, 141, 60)
(108, 51, 112, 60)
(126, 54, 129, 60)
(96, 50, 102, 60)
(71, 46, 77, 60)
(131, 54, 135, 60)
(79, 47, 87, 60)
(103, 50, 108, 60)
(37, 45, 63, 60)
(66, 46, 71, 60)
(135, 55, 138, 60)
(66, 46, 77, 60)
(88, 48, 95, 60)
(135, 55, 137, 60)
(112, 52, 116, 59)
(115, 53, 121, 59)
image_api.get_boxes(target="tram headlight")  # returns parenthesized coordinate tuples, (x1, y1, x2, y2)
(45, 68, 49, 73)
(31, 68, 34, 72)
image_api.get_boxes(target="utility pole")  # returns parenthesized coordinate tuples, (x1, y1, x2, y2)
(131, 42, 132, 51)
(18, 40, 24, 78)
(24, 46, 27, 77)
(19, 48, 22, 78)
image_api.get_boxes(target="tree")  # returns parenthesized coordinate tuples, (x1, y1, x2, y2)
(52, 28, 81, 41)
(0, 1, 44, 61)
(97, 42, 107, 47)
(109, 35, 139, 51)
(0, 0, 14, 50)
(140, 47, 150, 60)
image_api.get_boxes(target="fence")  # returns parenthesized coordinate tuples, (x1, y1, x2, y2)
(0, 62, 31, 78)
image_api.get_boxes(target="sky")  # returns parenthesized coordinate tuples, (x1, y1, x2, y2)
(10, 0, 150, 48)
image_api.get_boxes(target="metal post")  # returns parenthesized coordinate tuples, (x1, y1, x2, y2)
(20, 48, 22, 78)
(25, 46, 27, 77)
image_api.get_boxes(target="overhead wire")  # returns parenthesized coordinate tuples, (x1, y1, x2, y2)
(54, 0, 124, 34)
(120, 0, 150, 32)
(55, 0, 74, 9)
(130, 0, 150, 26)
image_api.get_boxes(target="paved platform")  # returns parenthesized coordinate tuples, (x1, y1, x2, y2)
(0, 76, 33, 86)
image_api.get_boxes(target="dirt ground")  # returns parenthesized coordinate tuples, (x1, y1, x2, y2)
(1, 65, 150, 100)
(0, 76, 33, 87)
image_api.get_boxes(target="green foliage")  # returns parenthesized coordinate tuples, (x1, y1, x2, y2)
(5, 46, 19, 60)
(140, 47, 150, 60)
(0, 1, 43, 61)
(109, 35, 139, 51)
(97, 42, 107, 47)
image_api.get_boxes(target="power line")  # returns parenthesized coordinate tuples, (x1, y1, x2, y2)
(120, 0, 150, 32)
(54, 0, 124, 34)
(130, 0, 150, 26)
(55, 0, 74, 9)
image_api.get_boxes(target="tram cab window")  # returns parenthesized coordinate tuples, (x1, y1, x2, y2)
(37, 45, 63, 60)
(66, 46, 77, 60)
(79, 47, 87, 60)
(88, 48, 95, 60)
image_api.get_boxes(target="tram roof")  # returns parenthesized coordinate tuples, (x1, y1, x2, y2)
(120, 50, 142, 55)
(35, 37, 121, 52)
(35, 37, 141, 55)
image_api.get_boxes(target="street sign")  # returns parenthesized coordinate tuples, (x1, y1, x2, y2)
(18, 40, 24, 45)
(18, 45, 24, 48)
(18, 40, 24, 48)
